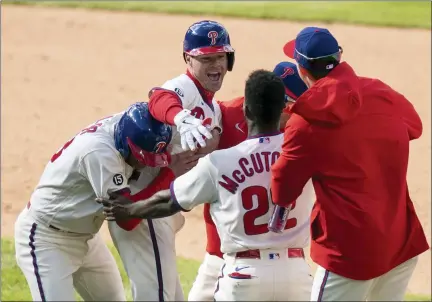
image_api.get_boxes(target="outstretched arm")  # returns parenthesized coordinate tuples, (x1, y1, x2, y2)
(128, 189, 184, 219)
(98, 155, 218, 221)
(97, 188, 183, 220)
(116, 167, 175, 231)
(271, 125, 317, 206)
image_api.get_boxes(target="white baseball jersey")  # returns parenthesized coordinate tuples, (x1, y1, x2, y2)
(159, 74, 222, 154)
(171, 133, 315, 254)
(28, 113, 135, 234)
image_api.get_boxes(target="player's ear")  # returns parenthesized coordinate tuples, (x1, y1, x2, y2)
(244, 104, 253, 121)
(184, 54, 192, 66)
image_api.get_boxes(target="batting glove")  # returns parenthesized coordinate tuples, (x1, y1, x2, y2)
(174, 109, 213, 151)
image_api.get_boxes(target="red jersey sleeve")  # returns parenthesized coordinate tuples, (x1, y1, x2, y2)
(270, 122, 317, 206)
(116, 168, 175, 231)
(203, 203, 223, 258)
(148, 89, 183, 125)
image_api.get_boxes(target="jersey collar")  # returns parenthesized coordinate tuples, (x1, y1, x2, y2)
(186, 69, 215, 104)
(247, 131, 282, 140)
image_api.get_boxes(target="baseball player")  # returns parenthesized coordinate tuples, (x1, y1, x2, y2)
(97, 70, 315, 301)
(188, 61, 311, 301)
(107, 161, 192, 301)
(14, 102, 175, 301)
(105, 20, 235, 301)
(148, 19, 235, 154)
(188, 62, 313, 301)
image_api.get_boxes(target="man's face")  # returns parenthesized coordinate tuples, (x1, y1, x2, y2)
(187, 53, 228, 92)
(296, 63, 314, 88)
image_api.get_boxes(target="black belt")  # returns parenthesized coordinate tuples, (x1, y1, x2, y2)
(27, 201, 66, 232)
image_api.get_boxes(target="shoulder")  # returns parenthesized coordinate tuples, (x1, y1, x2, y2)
(285, 113, 313, 133)
(219, 96, 245, 123)
(160, 74, 198, 99)
(283, 115, 319, 150)
(79, 135, 121, 163)
(218, 96, 244, 108)
(210, 141, 244, 163)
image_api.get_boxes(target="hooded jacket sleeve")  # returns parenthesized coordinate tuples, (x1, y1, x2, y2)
(397, 94, 422, 140)
(271, 124, 317, 207)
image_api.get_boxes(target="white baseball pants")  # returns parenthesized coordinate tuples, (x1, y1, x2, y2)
(188, 252, 225, 301)
(214, 248, 313, 301)
(108, 217, 184, 301)
(14, 206, 125, 301)
(311, 256, 419, 301)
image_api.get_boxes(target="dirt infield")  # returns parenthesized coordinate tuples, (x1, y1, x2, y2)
(2, 5, 431, 295)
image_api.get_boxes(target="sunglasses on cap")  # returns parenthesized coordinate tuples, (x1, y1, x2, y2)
(295, 46, 343, 62)
(127, 137, 171, 168)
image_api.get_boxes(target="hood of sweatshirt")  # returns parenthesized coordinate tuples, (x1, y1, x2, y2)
(291, 62, 362, 126)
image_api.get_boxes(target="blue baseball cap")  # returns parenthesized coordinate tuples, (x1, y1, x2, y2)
(283, 27, 342, 72)
(273, 62, 308, 102)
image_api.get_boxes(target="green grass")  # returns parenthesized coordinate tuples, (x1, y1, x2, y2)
(1, 238, 200, 301)
(4, 1, 431, 29)
(1, 238, 431, 301)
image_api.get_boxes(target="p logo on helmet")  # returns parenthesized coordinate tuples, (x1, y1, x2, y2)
(183, 20, 235, 72)
(154, 141, 167, 154)
(114, 102, 173, 168)
(208, 31, 219, 46)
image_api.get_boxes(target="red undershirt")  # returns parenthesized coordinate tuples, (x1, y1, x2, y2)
(148, 70, 215, 124)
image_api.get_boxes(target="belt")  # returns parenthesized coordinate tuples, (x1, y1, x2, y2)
(27, 201, 64, 232)
(235, 248, 305, 259)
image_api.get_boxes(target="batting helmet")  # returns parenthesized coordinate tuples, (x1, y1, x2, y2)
(183, 20, 235, 71)
(114, 102, 172, 167)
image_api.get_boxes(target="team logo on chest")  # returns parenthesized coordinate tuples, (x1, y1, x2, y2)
(208, 31, 219, 45)
(191, 106, 206, 120)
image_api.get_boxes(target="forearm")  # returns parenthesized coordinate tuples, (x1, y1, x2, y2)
(148, 89, 183, 125)
(271, 155, 310, 206)
(129, 189, 181, 219)
(116, 168, 175, 230)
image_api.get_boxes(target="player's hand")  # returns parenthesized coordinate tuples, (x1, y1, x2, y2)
(196, 128, 221, 156)
(174, 109, 213, 151)
(95, 192, 134, 221)
(169, 149, 204, 177)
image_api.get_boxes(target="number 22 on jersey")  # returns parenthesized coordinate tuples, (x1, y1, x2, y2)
(241, 185, 297, 236)
(50, 116, 113, 163)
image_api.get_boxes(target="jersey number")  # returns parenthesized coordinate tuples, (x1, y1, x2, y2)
(241, 185, 297, 236)
(50, 116, 112, 163)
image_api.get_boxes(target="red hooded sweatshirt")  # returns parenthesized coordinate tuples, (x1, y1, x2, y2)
(270, 62, 429, 280)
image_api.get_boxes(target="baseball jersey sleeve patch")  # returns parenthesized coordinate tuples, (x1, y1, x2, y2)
(174, 87, 184, 97)
(79, 146, 129, 198)
(113, 174, 124, 186)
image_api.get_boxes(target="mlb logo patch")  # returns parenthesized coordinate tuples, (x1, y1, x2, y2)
(259, 137, 270, 144)
(269, 253, 280, 260)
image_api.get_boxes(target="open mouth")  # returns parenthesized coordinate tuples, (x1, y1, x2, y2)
(207, 72, 221, 82)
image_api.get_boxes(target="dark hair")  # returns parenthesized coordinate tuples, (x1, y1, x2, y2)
(244, 69, 286, 125)
(305, 57, 340, 80)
